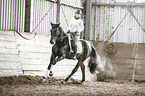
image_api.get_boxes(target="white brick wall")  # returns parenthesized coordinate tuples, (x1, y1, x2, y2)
(0, 31, 96, 81)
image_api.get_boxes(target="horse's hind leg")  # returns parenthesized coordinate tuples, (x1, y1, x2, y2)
(80, 63, 85, 83)
(62, 61, 82, 84)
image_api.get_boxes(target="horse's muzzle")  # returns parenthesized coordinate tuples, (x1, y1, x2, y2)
(50, 37, 56, 44)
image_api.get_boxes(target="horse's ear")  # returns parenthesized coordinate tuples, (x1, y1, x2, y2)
(57, 23, 60, 27)
(51, 22, 53, 26)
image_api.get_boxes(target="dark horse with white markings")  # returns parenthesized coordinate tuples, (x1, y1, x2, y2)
(41, 23, 99, 84)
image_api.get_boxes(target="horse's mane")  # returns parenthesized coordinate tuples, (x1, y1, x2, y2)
(59, 26, 66, 35)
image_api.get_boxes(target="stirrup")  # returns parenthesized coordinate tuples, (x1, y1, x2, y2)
(73, 56, 76, 60)
(71, 53, 77, 60)
(70, 49, 74, 53)
(70, 55, 76, 60)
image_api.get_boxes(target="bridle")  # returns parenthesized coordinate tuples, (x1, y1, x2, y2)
(51, 27, 68, 41)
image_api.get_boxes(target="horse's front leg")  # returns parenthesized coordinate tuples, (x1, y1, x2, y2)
(46, 54, 65, 78)
(41, 53, 66, 82)
(41, 54, 56, 82)
(50, 46, 67, 65)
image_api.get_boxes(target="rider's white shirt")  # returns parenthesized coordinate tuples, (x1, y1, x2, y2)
(68, 17, 84, 34)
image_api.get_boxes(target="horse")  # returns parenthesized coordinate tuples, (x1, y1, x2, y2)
(41, 23, 99, 84)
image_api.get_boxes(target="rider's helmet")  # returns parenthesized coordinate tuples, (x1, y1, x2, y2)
(75, 10, 82, 19)
(75, 10, 82, 15)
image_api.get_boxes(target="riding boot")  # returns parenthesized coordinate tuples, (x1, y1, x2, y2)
(72, 45, 77, 60)
(68, 34, 74, 53)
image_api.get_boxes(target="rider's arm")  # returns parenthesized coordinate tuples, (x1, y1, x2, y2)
(68, 18, 73, 31)
(78, 19, 84, 33)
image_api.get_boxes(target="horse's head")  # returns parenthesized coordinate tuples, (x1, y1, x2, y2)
(50, 22, 60, 44)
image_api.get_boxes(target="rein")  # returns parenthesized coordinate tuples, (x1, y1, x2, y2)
(51, 27, 68, 40)
(57, 35, 68, 40)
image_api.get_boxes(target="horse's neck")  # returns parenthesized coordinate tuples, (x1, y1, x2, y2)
(59, 27, 65, 35)
(59, 27, 69, 38)
(56, 27, 68, 45)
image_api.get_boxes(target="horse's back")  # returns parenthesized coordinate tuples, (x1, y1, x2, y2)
(64, 39, 92, 60)
(79, 39, 92, 58)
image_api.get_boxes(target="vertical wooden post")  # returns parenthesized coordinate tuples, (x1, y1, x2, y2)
(56, 0, 60, 23)
(85, 0, 92, 40)
(24, 0, 31, 32)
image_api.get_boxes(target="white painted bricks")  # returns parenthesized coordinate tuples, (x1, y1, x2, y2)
(0, 31, 96, 81)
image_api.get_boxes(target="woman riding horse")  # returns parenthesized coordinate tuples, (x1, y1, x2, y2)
(41, 10, 99, 84)
(67, 9, 84, 59)
(41, 23, 99, 84)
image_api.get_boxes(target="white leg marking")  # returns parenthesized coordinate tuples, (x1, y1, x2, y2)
(50, 65, 54, 72)
(44, 69, 50, 78)
(95, 71, 99, 74)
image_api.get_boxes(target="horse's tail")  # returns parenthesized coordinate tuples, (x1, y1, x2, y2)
(88, 46, 98, 74)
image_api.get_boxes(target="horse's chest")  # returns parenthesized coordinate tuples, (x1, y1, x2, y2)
(53, 48, 62, 55)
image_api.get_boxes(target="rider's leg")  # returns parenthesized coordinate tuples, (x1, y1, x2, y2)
(73, 34, 79, 59)
(68, 34, 73, 52)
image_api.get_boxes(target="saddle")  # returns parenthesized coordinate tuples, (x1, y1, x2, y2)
(67, 40, 82, 59)
(67, 31, 83, 59)
(76, 41, 82, 53)
(70, 40, 83, 54)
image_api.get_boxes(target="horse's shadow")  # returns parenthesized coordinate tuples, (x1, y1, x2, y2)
(40, 77, 83, 85)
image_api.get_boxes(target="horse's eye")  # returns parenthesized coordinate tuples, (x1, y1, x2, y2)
(51, 29, 54, 32)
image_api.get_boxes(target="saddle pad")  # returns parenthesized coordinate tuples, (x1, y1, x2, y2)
(76, 41, 82, 53)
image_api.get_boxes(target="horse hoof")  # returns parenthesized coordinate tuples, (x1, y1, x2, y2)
(80, 81, 85, 84)
(74, 81, 83, 84)
(61, 81, 66, 84)
(49, 73, 53, 76)
(40, 77, 46, 83)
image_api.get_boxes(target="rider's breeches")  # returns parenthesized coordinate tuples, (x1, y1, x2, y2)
(71, 34, 80, 45)
(68, 33, 80, 51)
